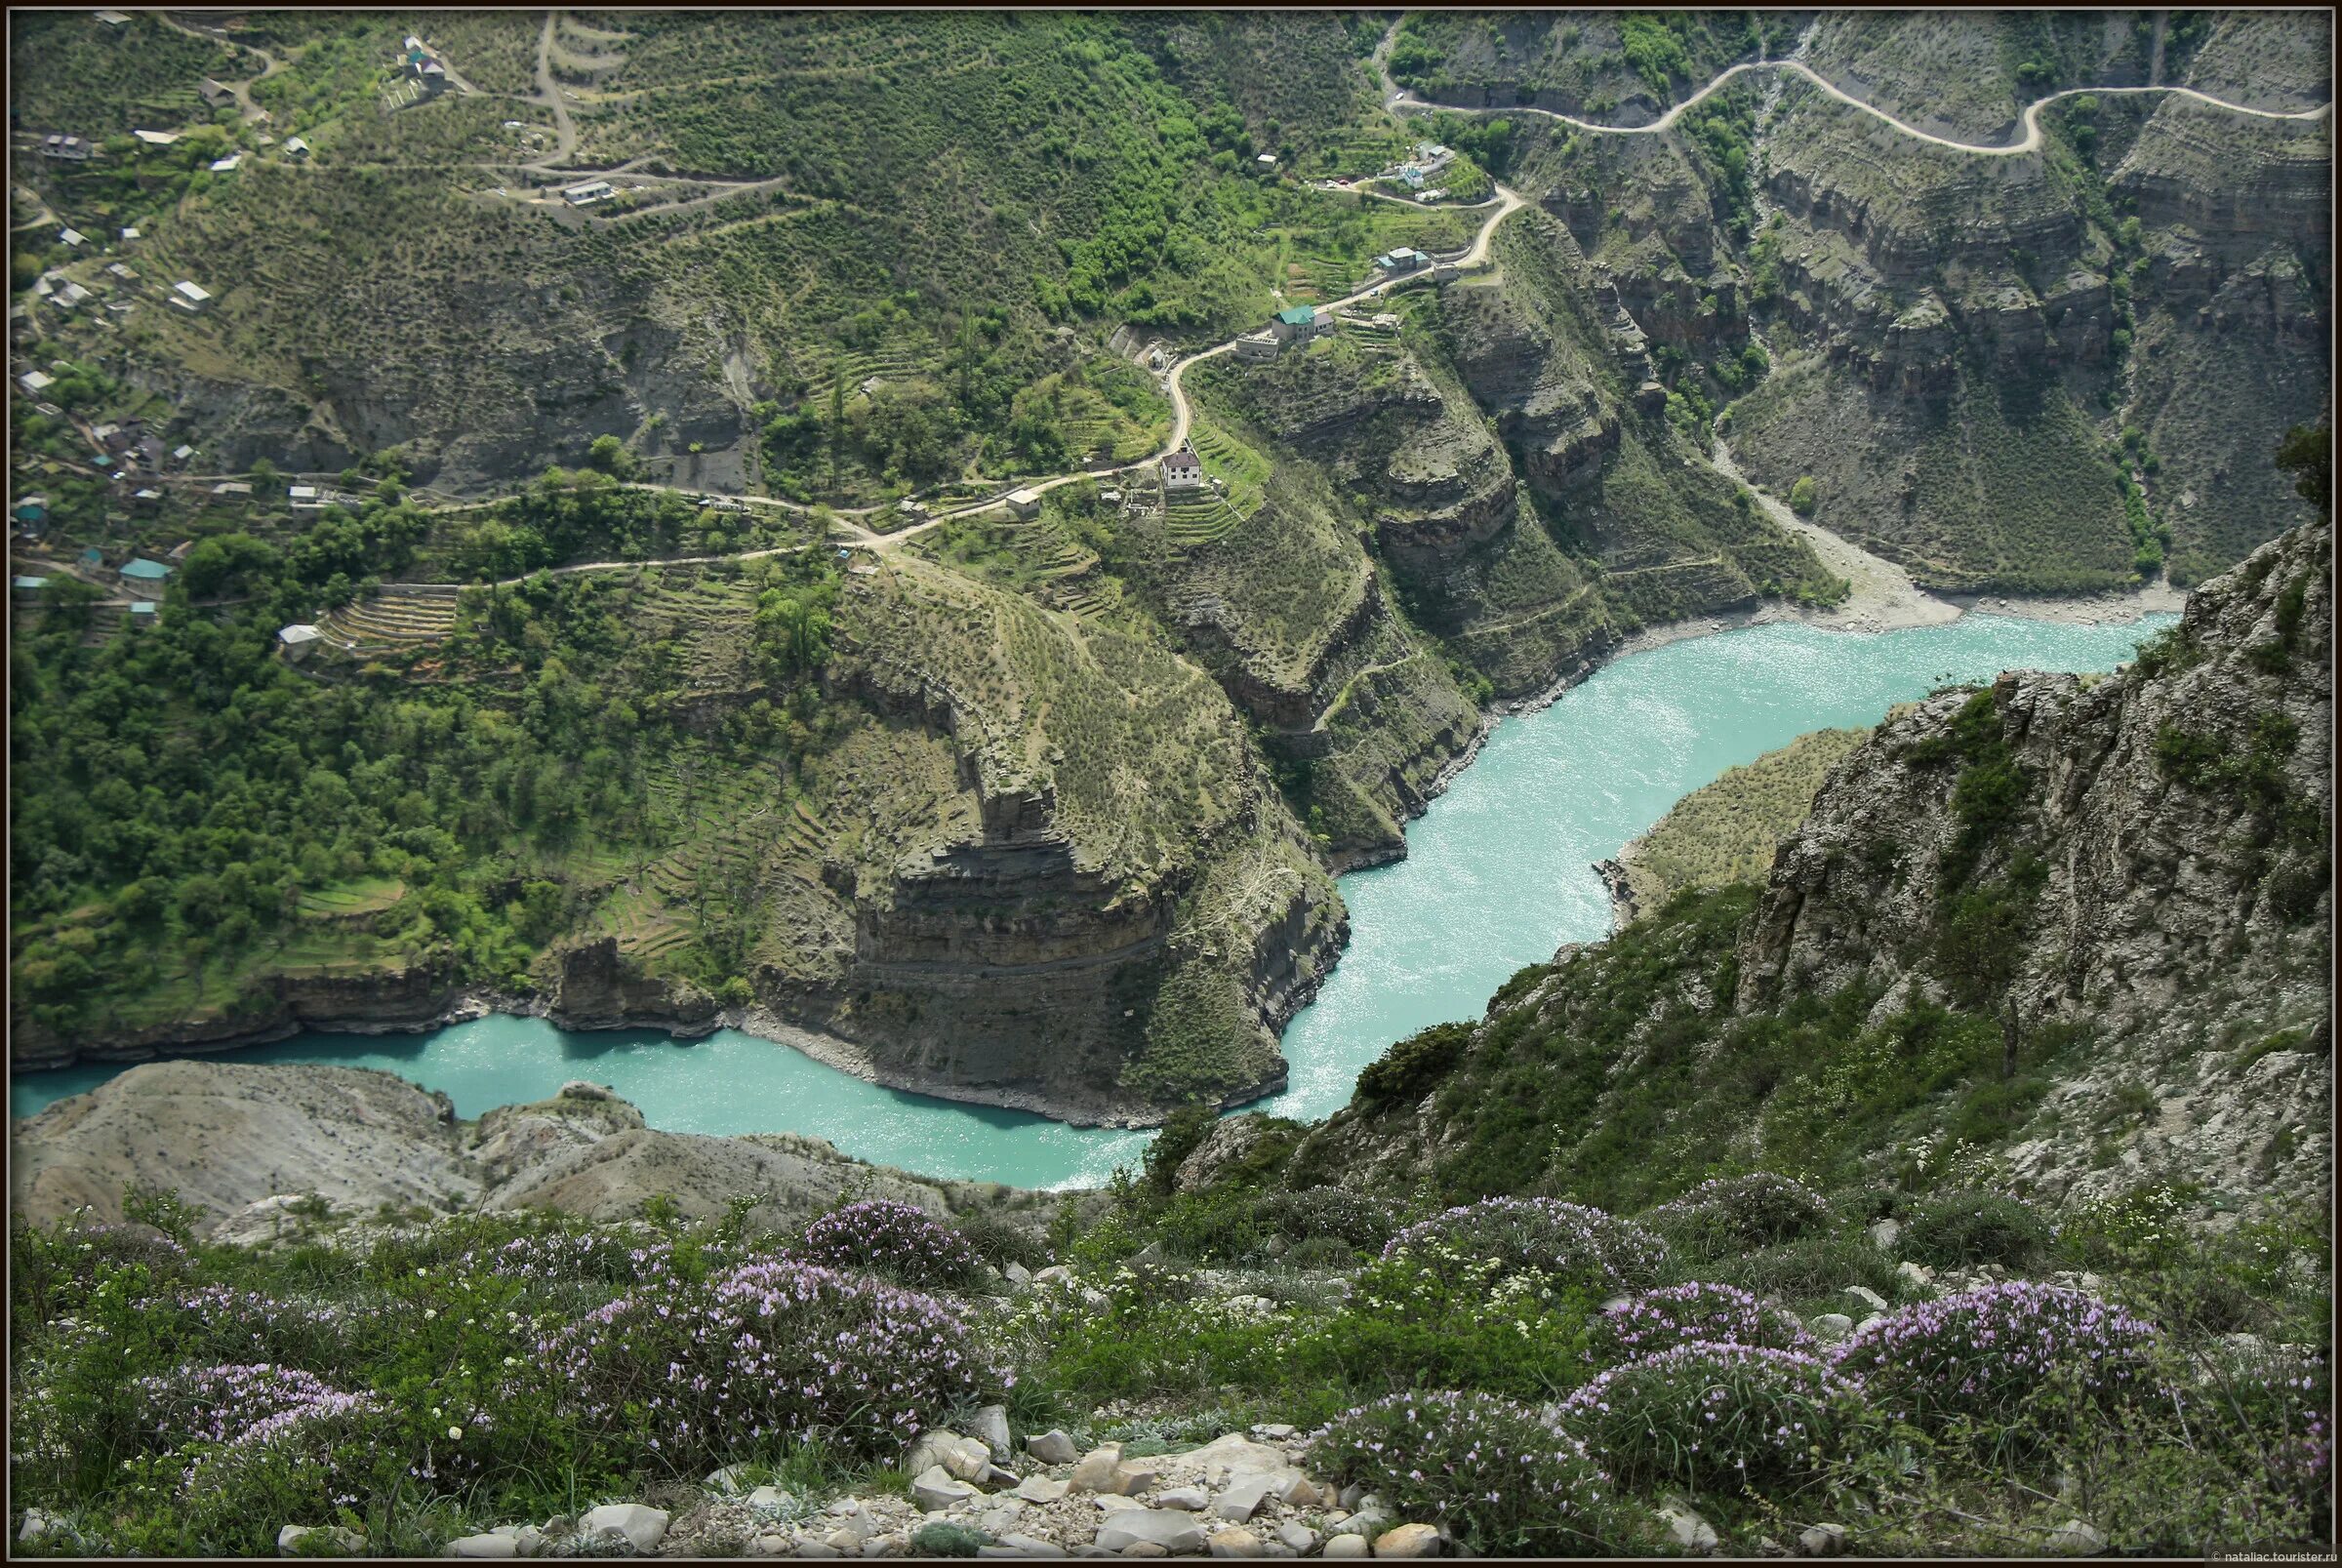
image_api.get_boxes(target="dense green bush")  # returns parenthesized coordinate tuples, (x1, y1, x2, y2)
(1558, 1342, 1865, 1494)
(1900, 1190, 2055, 1268)
(1310, 1391, 1619, 1552)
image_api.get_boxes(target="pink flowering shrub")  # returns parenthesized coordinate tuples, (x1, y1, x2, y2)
(176, 1378, 385, 1511)
(1556, 1342, 1865, 1493)
(11, 1218, 191, 1319)
(1309, 1391, 1617, 1551)
(1380, 1198, 1668, 1294)
(545, 1257, 1003, 1461)
(1600, 1282, 1817, 1361)
(1831, 1282, 2160, 1426)
(797, 1199, 985, 1289)
(1647, 1174, 1832, 1256)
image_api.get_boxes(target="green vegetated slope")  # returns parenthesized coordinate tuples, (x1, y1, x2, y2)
(6, 467, 1338, 1115)
(1387, 10, 1795, 119)
(1616, 725, 1871, 914)
(11, 10, 1478, 499)
(9, 14, 253, 132)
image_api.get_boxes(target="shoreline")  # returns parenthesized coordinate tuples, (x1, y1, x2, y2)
(13, 520, 2186, 1136)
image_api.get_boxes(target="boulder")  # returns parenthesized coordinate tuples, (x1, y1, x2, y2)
(1275, 1524, 1318, 1553)
(1807, 1312, 1856, 1344)
(707, 1463, 753, 1495)
(1867, 1218, 1901, 1251)
(1797, 1523, 1847, 1557)
(1123, 1546, 1170, 1559)
(581, 1505, 670, 1553)
(1322, 1536, 1370, 1559)
(748, 1486, 797, 1509)
(450, 1535, 519, 1558)
(557, 1080, 616, 1102)
(1843, 1285, 1889, 1311)
(971, 1405, 1015, 1462)
(1158, 1488, 1209, 1511)
(1029, 1429, 1081, 1466)
(1251, 1425, 1296, 1440)
(795, 1538, 841, 1558)
(1003, 1262, 1033, 1288)
(278, 1524, 366, 1556)
(1374, 1524, 1442, 1558)
(1095, 1511, 1211, 1554)
(1896, 1261, 1935, 1290)
(912, 1467, 980, 1511)
(1017, 1476, 1072, 1505)
(991, 1536, 1068, 1557)
(1096, 1496, 1145, 1515)
(19, 1512, 63, 1544)
(1070, 1445, 1124, 1494)
(825, 1527, 864, 1552)
(1210, 1527, 1267, 1557)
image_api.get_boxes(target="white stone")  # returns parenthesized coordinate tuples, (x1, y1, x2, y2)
(1322, 1536, 1370, 1559)
(708, 1463, 753, 1495)
(1275, 1524, 1317, 1552)
(1209, 1526, 1266, 1557)
(1004, 1262, 1033, 1288)
(1070, 1445, 1123, 1494)
(1656, 1500, 1717, 1553)
(20, 1512, 61, 1544)
(278, 1525, 365, 1556)
(581, 1505, 670, 1554)
(1017, 1476, 1072, 1505)
(1212, 1476, 1276, 1522)
(450, 1535, 519, 1558)
(1157, 1488, 1209, 1511)
(1110, 1462, 1160, 1497)
(749, 1486, 798, 1509)
(1896, 1260, 1935, 1290)
(1252, 1425, 1296, 1440)
(1095, 1511, 1210, 1554)
(1843, 1285, 1889, 1310)
(1867, 1218, 1901, 1250)
(797, 1539, 842, 1558)
(1374, 1523, 1442, 1558)
(2045, 1520, 2108, 1556)
(1808, 1312, 1856, 1343)
(825, 1527, 865, 1553)
(913, 1467, 981, 1511)
(1797, 1523, 1847, 1557)
(1095, 1496, 1145, 1514)
(992, 1536, 1067, 1557)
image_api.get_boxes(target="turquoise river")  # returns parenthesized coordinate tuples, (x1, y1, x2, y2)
(12, 612, 2173, 1186)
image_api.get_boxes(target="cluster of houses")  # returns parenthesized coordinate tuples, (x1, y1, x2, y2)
(402, 36, 450, 97)
(1231, 249, 1452, 364)
(1389, 141, 1456, 191)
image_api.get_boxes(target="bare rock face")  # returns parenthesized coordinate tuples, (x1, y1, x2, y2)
(11, 1062, 479, 1231)
(545, 937, 721, 1036)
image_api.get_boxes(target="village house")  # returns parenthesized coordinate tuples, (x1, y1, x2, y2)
(1006, 488, 1043, 519)
(132, 488, 164, 510)
(283, 136, 311, 160)
(14, 576, 51, 596)
(1161, 448, 1204, 491)
(79, 546, 105, 573)
(563, 180, 616, 206)
(134, 129, 180, 146)
(118, 556, 172, 586)
(1375, 248, 1429, 275)
(119, 226, 140, 243)
(16, 496, 50, 526)
(212, 481, 254, 497)
(1234, 330, 1282, 363)
(170, 280, 214, 314)
(19, 371, 55, 395)
(198, 78, 232, 107)
(173, 444, 196, 463)
(94, 10, 130, 24)
(41, 135, 94, 162)
(128, 601, 158, 620)
(59, 228, 85, 248)
(277, 623, 323, 661)
(209, 153, 243, 173)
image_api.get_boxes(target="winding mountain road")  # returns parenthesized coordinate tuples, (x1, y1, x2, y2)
(233, 18, 2325, 594)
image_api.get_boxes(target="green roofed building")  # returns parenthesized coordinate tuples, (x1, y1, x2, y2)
(1272, 303, 1325, 342)
(119, 557, 172, 583)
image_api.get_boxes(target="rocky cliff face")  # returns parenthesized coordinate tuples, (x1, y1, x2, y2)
(1740, 518, 2330, 1205)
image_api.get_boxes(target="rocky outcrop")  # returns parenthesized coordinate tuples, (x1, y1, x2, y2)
(10, 1062, 978, 1236)
(1740, 519, 2331, 1206)
(545, 937, 721, 1035)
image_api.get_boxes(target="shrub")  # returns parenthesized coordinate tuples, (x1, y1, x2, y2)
(1599, 1282, 1817, 1362)
(1253, 1188, 1407, 1252)
(1704, 1232, 1902, 1307)
(1309, 1391, 1616, 1552)
(950, 1210, 1049, 1271)
(1832, 1282, 2160, 1426)
(545, 1257, 1002, 1462)
(1557, 1342, 1865, 1494)
(1304, 1247, 1602, 1399)
(797, 1200, 986, 1289)
(1380, 1198, 1668, 1295)
(12, 1219, 190, 1319)
(1899, 1190, 2054, 1267)
(133, 1363, 355, 1454)
(910, 1521, 995, 1555)
(178, 1381, 386, 1517)
(1646, 1174, 1832, 1257)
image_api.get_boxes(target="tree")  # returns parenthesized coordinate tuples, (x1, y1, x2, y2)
(585, 434, 636, 479)
(2276, 423, 2331, 518)
(1788, 476, 1818, 516)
